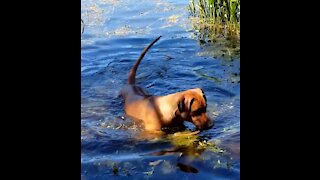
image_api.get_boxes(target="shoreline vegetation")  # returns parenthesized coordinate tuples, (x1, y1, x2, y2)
(188, 0, 240, 59)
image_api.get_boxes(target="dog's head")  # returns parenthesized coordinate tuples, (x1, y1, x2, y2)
(175, 88, 213, 130)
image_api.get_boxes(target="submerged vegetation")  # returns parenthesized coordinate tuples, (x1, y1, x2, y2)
(188, 0, 240, 59)
(167, 130, 224, 154)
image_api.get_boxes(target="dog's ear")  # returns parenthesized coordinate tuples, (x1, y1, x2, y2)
(176, 96, 196, 119)
(178, 96, 196, 112)
(178, 98, 185, 112)
(176, 97, 189, 119)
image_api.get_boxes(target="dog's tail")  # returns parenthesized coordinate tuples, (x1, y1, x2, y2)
(128, 36, 162, 84)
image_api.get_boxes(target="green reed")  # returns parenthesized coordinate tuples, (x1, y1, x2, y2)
(188, 0, 240, 59)
(189, 0, 240, 35)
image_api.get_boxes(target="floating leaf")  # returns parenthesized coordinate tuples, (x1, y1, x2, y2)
(143, 169, 154, 176)
(149, 160, 163, 166)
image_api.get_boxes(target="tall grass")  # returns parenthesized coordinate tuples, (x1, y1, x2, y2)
(189, 0, 240, 36)
(188, 0, 240, 59)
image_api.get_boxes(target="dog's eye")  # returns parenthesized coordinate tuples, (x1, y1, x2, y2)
(192, 110, 202, 116)
(192, 107, 207, 117)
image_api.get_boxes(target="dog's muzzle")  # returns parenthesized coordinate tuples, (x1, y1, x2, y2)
(194, 115, 213, 130)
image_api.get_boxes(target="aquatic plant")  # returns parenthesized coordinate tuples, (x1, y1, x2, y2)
(188, 0, 240, 59)
(189, 0, 240, 36)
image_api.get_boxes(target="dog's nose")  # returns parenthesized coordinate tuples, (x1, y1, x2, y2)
(197, 118, 213, 130)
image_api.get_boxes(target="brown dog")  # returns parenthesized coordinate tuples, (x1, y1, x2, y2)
(121, 36, 212, 132)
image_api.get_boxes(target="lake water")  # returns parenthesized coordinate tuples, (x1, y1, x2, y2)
(81, 0, 240, 179)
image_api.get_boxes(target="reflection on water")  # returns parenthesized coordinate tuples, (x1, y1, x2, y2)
(81, 0, 239, 179)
